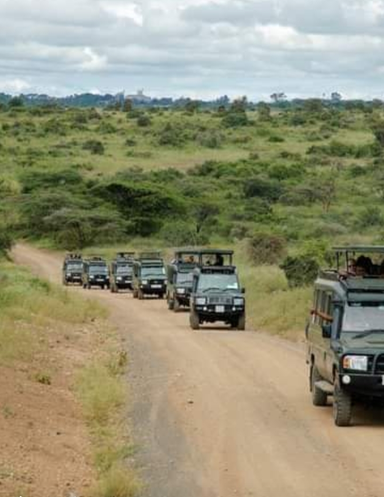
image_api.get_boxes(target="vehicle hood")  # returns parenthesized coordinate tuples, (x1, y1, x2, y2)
(339, 334, 384, 354)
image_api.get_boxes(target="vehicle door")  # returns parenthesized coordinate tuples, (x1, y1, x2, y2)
(307, 289, 330, 377)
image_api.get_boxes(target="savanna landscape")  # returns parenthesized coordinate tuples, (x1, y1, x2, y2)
(3, 96, 384, 496)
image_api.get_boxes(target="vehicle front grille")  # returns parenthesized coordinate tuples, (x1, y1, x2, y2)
(208, 296, 232, 305)
(149, 280, 164, 285)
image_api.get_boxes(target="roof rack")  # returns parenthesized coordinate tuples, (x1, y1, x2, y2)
(138, 251, 162, 260)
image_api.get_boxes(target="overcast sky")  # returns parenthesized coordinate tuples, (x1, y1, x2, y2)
(1, 0, 384, 100)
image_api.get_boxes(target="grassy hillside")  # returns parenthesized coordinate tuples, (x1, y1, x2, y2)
(1, 100, 383, 337)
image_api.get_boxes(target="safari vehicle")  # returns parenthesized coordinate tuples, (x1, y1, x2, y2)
(307, 246, 384, 427)
(133, 252, 167, 299)
(82, 257, 110, 290)
(189, 250, 245, 330)
(62, 253, 83, 286)
(167, 250, 200, 311)
(110, 252, 135, 293)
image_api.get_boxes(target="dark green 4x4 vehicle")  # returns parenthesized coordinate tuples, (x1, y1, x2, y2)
(62, 254, 83, 285)
(189, 250, 245, 330)
(307, 246, 384, 426)
(82, 257, 110, 290)
(133, 252, 167, 300)
(110, 252, 135, 293)
(167, 250, 200, 312)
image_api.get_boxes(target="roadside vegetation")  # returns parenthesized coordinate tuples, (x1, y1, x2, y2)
(2, 98, 384, 337)
(0, 259, 139, 496)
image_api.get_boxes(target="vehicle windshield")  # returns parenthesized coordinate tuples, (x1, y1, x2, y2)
(176, 272, 193, 285)
(116, 265, 132, 275)
(197, 273, 239, 292)
(89, 265, 108, 274)
(141, 266, 165, 277)
(66, 263, 83, 271)
(343, 302, 384, 333)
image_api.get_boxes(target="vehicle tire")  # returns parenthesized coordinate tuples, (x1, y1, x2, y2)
(133, 289, 138, 299)
(83, 283, 87, 289)
(237, 313, 246, 331)
(159, 293, 164, 300)
(311, 365, 328, 407)
(167, 297, 174, 310)
(333, 383, 352, 427)
(173, 298, 180, 312)
(101, 285, 105, 290)
(138, 289, 144, 300)
(190, 310, 200, 330)
(87, 284, 91, 290)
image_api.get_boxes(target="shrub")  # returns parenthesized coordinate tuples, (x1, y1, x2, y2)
(0, 228, 13, 255)
(247, 232, 287, 265)
(83, 140, 105, 155)
(356, 206, 383, 229)
(137, 115, 152, 127)
(268, 135, 285, 143)
(222, 112, 248, 128)
(280, 255, 319, 288)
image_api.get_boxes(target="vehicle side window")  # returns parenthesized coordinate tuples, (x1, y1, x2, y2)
(315, 290, 333, 326)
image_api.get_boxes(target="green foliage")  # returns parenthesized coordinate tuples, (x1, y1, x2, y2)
(137, 114, 151, 127)
(83, 139, 105, 154)
(356, 206, 383, 229)
(247, 232, 287, 265)
(8, 96, 24, 108)
(0, 228, 12, 255)
(280, 255, 320, 288)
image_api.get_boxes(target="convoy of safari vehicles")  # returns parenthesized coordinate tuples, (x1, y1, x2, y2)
(307, 246, 384, 427)
(62, 244, 384, 427)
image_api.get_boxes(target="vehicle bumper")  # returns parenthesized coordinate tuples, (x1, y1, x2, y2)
(195, 306, 244, 322)
(141, 285, 166, 295)
(65, 275, 82, 283)
(338, 373, 384, 397)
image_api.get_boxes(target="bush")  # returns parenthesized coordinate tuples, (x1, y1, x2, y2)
(83, 140, 105, 155)
(356, 206, 383, 229)
(160, 220, 208, 246)
(137, 115, 151, 127)
(222, 112, 248, 128)
(0, 228, 13, 255)
(280, 255, 319, 288)
(247, 232, 287, 265)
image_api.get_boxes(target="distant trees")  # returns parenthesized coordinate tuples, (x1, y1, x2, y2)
(270, 93, 287, 103)
(257, 102, 271, 121)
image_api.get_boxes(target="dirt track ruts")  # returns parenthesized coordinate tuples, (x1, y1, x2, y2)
(13, 243, 384, 497)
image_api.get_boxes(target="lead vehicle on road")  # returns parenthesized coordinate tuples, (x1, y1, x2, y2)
(307, 246, 384, 426)
(189, 250, 245, 330)
(62, 253, 83, 286)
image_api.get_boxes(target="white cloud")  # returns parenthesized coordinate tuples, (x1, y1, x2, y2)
(0, 78, 31, 93)
(0, 0, 384, 98)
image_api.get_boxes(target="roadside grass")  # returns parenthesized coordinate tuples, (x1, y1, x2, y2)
(0, 261, 104, 365)
(77, 353, 142, 497)
(237, 261, 312, 340)
(0, 259, 140, 496)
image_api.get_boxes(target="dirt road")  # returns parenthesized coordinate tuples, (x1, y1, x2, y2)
(13, 244, 384, 497)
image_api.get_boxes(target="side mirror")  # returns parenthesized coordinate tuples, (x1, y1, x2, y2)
(241, 288, 246, 294)
(322, 323, 332, 339)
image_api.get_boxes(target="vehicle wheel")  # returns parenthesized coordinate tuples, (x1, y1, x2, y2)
(173, 298, 180, 312)
(83, 283, 87, 289)
(159, 293, 164, 300)
(237, 313, 246, 331)
(167, 297, 174, 310)
(87, 284, 91, 290)
(101, 285, 105, 290)
(333, 383, 352, 427)
(311, 365, 328, 407)
(190, 310, 200, 330)
(138, 289, 144, 300)
(133, 289, 138, 299)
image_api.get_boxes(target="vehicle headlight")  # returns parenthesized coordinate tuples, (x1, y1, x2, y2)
(343, 355, 368, 371)
(90, 275, 95, 279)
(233, 298, 244, 306)
(142, 280, 148, 285)
(196, 297, 207, 305)
(66, 273, 71, 276)
(117, 277, 122, 281)
(177, 288, 186, 294)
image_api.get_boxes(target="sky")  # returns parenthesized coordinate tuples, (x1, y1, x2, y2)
(1, 0, 384, 100)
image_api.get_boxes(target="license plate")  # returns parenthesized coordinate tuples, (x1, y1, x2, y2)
(215, 305, 225, 313)
(152, 284, 162, 289)
(97, 279, 104, 282)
